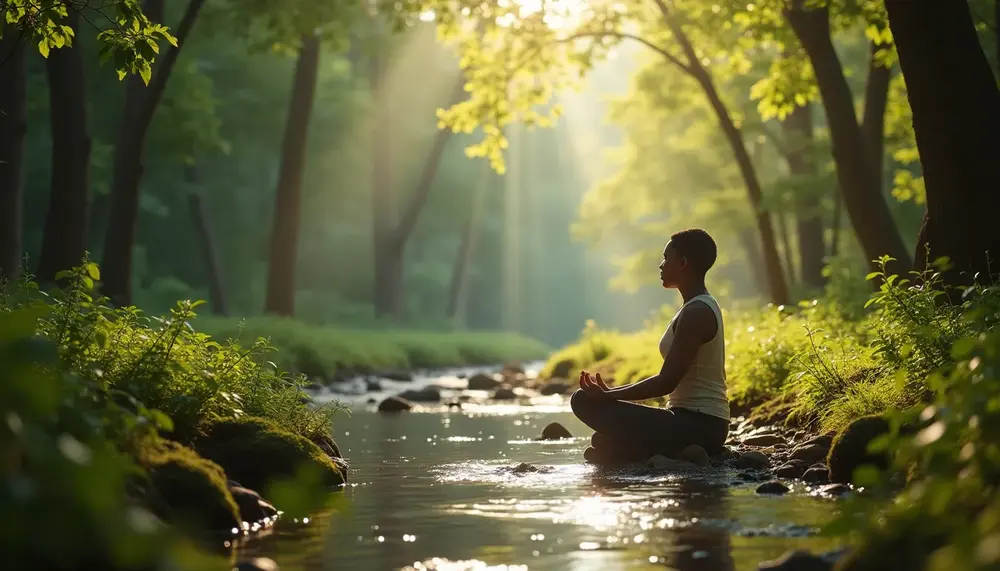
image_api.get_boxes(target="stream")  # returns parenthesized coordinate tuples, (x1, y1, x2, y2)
(235, 364, 842, 570)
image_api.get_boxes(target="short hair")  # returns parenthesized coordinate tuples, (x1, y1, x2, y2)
(670, 228, 717, 275)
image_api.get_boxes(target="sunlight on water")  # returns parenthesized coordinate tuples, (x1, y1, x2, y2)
(239, 395, 844, 571)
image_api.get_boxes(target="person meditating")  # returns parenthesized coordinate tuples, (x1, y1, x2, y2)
(571, 228, 730, 465)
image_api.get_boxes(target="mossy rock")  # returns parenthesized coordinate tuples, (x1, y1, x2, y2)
(548, 358, 575, 379)
(195, 417, 346, 493)
(827, 416, 890, 484)
(138, 440, 240, 533)
(833, 509, 944, 571)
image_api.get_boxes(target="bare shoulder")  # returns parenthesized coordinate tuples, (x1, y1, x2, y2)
(678, 301, 719, 343)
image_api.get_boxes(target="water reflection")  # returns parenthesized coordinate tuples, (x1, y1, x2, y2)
(239, 407, 839, 570)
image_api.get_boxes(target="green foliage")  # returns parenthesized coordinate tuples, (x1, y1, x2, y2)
(823, 266, 1000, 569)
(194, 416, 344, 495)
(2, 0, 177, 82)
(196, 316, 551, 379)
(0, 297, 225, 570)
(18, 262, 344, 444)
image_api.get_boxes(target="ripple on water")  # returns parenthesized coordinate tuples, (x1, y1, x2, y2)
(400, 558, 529, 571)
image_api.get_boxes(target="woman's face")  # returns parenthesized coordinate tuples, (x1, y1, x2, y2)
(658, 241, 686, 288)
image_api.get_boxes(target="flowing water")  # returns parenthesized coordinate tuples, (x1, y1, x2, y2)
(236, 366, 841, 571)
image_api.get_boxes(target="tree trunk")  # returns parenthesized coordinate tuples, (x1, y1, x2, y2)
(37, 8, 91, 283)
(885, 0, 1000, 286)
(100, 0, 205, 306)
(185, 166, 228, 316)
(782, 103, 826, 288)
(0, 31, 26, 281)
(447, 165, 488, 323)
(830, 189, 843, 258)
(264, 33, 321, 317)
(861, 41, 891, 194)
(775, 211, 796, 289)
(786, 3, 912, 277)
(665, 19, 789, 305)
(738, 228, 768, 297)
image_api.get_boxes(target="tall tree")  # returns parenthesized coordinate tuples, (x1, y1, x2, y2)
(0, 29, 26, 280)
(416, 0, 790, 304)
(784, 1, 911, 276)
(885, 0, 1000, 284)
(447, 162, 489, 324)
(781, 102, 826, 288)
(37, 7, 90, 283)
(264, 32, 321, 317)
(372, 75, 466, 320)
(101, 0, 205, 305)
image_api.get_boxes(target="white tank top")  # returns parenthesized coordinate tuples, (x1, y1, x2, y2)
(658, 293, 730, 420)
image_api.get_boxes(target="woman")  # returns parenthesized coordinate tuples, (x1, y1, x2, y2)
(571, 228, 730, 464)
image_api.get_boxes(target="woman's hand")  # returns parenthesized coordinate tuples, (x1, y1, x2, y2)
(579, 370, 612, 400)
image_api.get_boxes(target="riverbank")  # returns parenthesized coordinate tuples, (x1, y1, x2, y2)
(0, 263, 549, 570)
(195, 316, 551, 382)
(536, 262, 1000, 570)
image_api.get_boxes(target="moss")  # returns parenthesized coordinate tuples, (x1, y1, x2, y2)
(138, 440, 240, 533)
(827, 415, 891, 484)
(195, 416, 345, 492)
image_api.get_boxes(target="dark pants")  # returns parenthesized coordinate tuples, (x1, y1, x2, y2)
(570, 390, 729, 462)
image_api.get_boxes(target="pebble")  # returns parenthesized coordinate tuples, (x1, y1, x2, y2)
(539, 422, 572, 440)
(677, 445, 711, 467)
(234, 558, 279, 571)
(743, 434, 786, 447)
(467, 373, 502, 390)
(397, 387, 442, 403)
(774, 461, 808, 479)
(756, 480, 791, 495)
(817, 483, 852, 497)
(491, 386, 517, 400)
(790, 443, 829, 464)
(736, 451, 770, 470)
(377, 396, 413, 412)
(803, 467, 829, 484)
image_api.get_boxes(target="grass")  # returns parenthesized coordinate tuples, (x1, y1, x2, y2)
(195, 315, 551, 379)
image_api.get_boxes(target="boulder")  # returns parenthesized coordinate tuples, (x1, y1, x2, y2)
(491, 386, 517, 400)
(540, 381, 572, 395)
(756, 480, 791, 495)
(138, 440, 240, 533)
(467, 373, 502, 391)
(742, 434, 786, 447)
(677, 445, 711, 467)
(802, 467, 829, 485)
(736, 451, 770, 470)
(377, 396, 412, 412)
(230, 485, 278, 524)
(365, 379, 383, 391)
(540, 422, 573, 440)
(817, 483, 852, 497)
(397, 387, 442, 403)
(501, 361, 526, 376)
(827, 416, 890, 484)
(195, 417, 346, 492)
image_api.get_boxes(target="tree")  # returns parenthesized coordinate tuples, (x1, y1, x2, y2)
(372, 75, 466, 320)
(37, 6, 91, 283)
(782, 1, 911, 276)
(0, 28, 26, 280)
(885, 0, 1000, 284)
(264, 32, 321, 317)
(780, 102, 825, 288)
(101, 0, 202, 306)
(407, 0, 790, 304)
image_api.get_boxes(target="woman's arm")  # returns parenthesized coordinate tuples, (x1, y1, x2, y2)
(598, 303, 718, 402)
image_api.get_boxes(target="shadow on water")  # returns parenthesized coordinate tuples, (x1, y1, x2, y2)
(237, 404, 840, 570)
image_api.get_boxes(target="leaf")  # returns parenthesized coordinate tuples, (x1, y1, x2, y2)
(139, 62, 152, 85)
(85, 263, 101, 281)
(38, 39, 50, 58)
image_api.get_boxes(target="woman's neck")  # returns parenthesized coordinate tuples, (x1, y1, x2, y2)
(679, 281, 709, 303)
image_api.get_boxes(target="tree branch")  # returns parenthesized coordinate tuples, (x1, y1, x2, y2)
(136, 0, 205, 131)
(561, 29, 693, 75)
